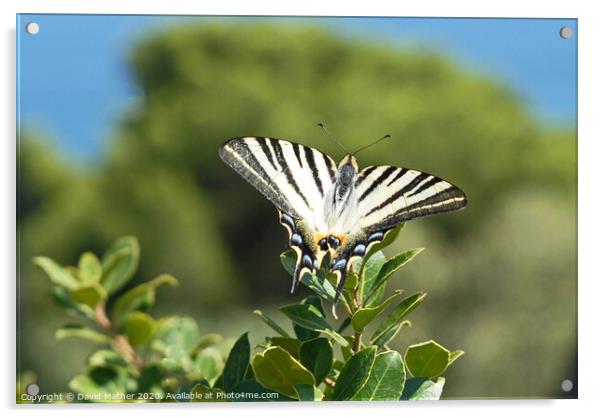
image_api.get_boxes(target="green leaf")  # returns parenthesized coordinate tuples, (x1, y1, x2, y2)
(252, 346, 315, 398)
(337, 317, 351, 333)
(137, 365, 164, 394)
(100, 236, 140, 294)
(352, 290, 402, 333)
(299, 337, 333, 384)
(365, 224, 404, 260)
(191, 383, 226, 402)
(87, 350, 129, 369)
(69, 367, 137, 398)
(270, 337, 301, 359)
(300, 271, 337, 301)
(33, 256, 79, 289)
(223, 332, 250, 392)
(196, 333, 223, 349)
(56, 324, 111, 344)
(371, 292, 426, 346)
(253, 310, 290, 338)
(340, 336, 355, 362)
(449, 350, 465, 367)
(78, 252, 102, 282)
(358, 251, 386, 305)
(280, 303, 348, 346)
(68, 375, 101, 397)
(69, 281, 107, 307)
(231, 379, 294, 402)
(352, 351, 405, 400)
(280, 250, 296, 276)
(295, 384, 324, 401)
(293, 296, 323, 341)
(372, 320, 411, 349)
(153, 316, 199, 354)
(194, 347, 223, 384)
(400, 377, 446, 400)
(51, 286, 95, 319)
(365, 248, 424, 306)
(123, 311, 156, 346)
(331, 346, 377, 400)
(281, 255, 338, 302)
(344, 271, 358, 291)
(112, 274, 178, 323)
(404, 340, 450, 378)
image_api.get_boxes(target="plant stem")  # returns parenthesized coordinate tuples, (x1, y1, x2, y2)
(342, 298, 354, 317)
(95, 304, 111, 330)
(94, 303, 143, 370)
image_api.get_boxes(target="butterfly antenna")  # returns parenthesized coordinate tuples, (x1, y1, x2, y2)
(352, 134, 391, 157)
(318, 123, 350, 155)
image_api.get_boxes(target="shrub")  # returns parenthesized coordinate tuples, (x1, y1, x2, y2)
(23, 227, 463, 403)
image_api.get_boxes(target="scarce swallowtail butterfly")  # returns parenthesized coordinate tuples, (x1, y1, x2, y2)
(219, 135, 467, 312)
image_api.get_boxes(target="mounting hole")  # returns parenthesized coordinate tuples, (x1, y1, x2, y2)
(25, 22, 40, 35)
(26, 383, 40, 396)
(559, 26, 572, 39)
(561, 379, 573, 392)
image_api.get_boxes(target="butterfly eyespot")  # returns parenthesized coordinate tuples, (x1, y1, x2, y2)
(319, 238, 328, 251)
(290, 233, 303, 246)
(302, 254, 313, 268)
(331, 258, 347, 271)
(368, 231, 384, 242)
(327, 235, 341, 249)
(353, 244, 366, 256)
(280, 213, 295, 228)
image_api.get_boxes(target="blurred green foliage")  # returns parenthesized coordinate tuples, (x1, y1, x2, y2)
(17, 24, 576, 399)
(23, 233, 459, 402)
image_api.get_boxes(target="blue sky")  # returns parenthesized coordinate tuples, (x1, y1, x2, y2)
(17, 15, 577, 161)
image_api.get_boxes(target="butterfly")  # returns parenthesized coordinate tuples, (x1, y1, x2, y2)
(219, 136, 466, 308)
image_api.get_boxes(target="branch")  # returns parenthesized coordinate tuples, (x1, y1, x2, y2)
(94, 303, 144, 371)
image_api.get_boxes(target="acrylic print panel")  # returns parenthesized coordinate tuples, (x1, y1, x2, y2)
(16, 14, 577, 402)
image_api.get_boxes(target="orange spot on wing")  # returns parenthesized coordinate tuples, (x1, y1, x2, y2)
(314, 233, 327, 247)
(334, 234, 348, 247)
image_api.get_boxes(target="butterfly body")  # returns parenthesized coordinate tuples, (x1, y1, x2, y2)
(219, 136, 466, 308)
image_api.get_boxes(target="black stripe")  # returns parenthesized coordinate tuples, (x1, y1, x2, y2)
(399, 173, 431, 196)
(257, 138, 278, 170)
(236, 141, 275, 189)
(386, 168, 408, 186)
(358, 166, 397, 202)
(323, 153, 336, 182)
(292, 143, 304, 167)
(356, 166, 378, 187)
(407, 176, 445, 198)
(304, 147, 324, 196)
(269, 138, 310, 207)
(390, 187, 465, 219)
(364, 172, 430, 218)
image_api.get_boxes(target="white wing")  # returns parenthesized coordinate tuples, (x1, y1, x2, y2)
(219, 137, 337, 223)
(354, 165, 467, 232)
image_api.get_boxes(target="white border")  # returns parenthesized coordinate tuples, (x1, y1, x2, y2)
(3, 1, 599, 417)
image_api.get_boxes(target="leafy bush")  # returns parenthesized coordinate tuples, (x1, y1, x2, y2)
(23, 228, 462, 402)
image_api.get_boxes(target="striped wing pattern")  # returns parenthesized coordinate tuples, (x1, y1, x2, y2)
(220, 136, 467, 312)
(355, 165, 466, 232)
(219, 137, 337, 221)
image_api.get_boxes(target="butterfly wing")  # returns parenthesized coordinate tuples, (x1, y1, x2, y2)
(328, 165, 466, 304)
(219, 137, 338, 289)
(355, 165, 467, 232)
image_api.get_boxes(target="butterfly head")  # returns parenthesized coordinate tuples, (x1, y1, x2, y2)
(337, 154, 359, 174)
(333, 155, 359, 204)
